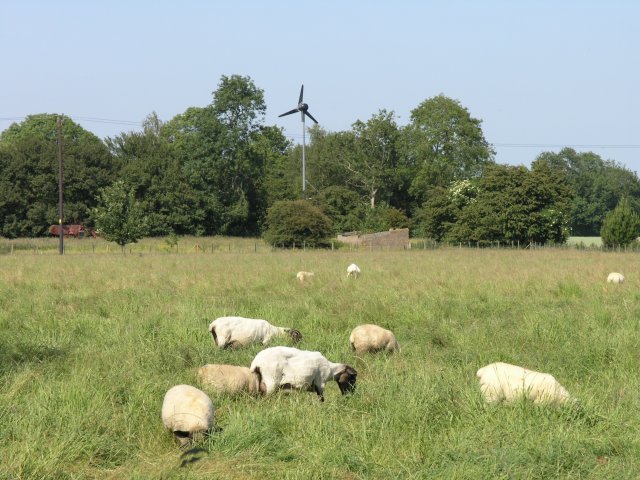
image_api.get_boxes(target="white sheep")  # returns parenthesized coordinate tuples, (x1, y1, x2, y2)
(161, 384, 215, 446)
(249, 346, 357, 401)
(208, 316, 303, 349)
(349, 324, 400, 354)
(476, 362, 573, 405)
(347, 263, 361, 278)
(197, 364, 260, 395)
(607, 272, 624, 284)
(296, 271, 315, 283)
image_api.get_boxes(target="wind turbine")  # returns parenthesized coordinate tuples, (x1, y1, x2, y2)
(279, 84, 318, 195)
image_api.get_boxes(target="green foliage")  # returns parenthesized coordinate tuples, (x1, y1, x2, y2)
(93, 180, 148, 252)
(360, 203, 411, 233)
(600, 197, 640, 247)
(313, 185, 365, 234)
(262, 200, 333, 247)
(535, 148, 640, 236)
(0, 114, 116, 237)
(402, 94, 495, 206)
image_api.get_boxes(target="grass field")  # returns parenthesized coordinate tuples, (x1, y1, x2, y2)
(1, 247, 640, 478)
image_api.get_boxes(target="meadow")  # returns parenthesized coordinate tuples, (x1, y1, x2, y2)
(1, 246, 640, 479)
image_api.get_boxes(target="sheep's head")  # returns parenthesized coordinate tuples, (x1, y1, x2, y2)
(334, 365, 357, 395)
(287, 329, 303, 343)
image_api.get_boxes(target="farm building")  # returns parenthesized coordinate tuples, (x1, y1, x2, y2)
(337, 228, 410, 249)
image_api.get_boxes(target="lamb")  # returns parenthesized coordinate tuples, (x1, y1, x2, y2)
(349, 324, 400, 354)
(296, 271, 315, 283)
(607, 272, 624, 284)
(346, 263, 361, 278)
(249, 346, 357, 401)
(208, 316, 303, 349)
(161, 384, 215, 446)
(197, 364, 260, 395)
(476, 362, 573, 405)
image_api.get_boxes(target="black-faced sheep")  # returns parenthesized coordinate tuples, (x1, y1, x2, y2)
(349, 324, 400, 354)
(197, 364, 260, 395)
(161, 384, 215, 446)
(476, 362, 573, 405)
(208, 316, 303, 349)
(249, 346, 357, 402)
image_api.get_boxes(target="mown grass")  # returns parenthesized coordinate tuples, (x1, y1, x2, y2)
(1, 248, 639, 478)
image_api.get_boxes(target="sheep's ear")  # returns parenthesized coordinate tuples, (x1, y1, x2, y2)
(287, 329, 303, 343)
(210, 327, 218, 343)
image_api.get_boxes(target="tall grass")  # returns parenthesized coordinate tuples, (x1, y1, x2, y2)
(1, 248, 639, 478)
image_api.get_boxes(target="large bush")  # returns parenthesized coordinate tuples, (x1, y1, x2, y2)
(600, 197, 640, 247)
(262, 200, 333, 247)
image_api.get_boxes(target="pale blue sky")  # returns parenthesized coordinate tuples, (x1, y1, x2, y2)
(2, 1, 639, 171)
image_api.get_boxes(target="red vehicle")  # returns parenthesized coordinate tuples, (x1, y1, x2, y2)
(48, 224, 97, 238)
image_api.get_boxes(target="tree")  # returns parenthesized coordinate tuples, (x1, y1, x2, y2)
(446, 164, 572, 245)
(262, 200, 333, 248)
(535, 148, 640, 235)
(346, 110, 400, 209)
(107, 113, 200, 236)
(0, 114, 116, 237)
(401, 94, 495, 207)
(93, 180, 148, 254)
(162, 75, 276, 236)
(600, 197, 640, 248)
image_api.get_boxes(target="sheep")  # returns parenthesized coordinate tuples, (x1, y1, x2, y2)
(346, 263, 361, 278)
(296, 271, 315, 283)
(196, 364, 260, 395)
(161, 385, 215, 446)
(349, 324, 400, 354)
(476, 362, 573, 405)
(208, 316, 303, 349)
(249, 346, 357, 402)
(607, 272, 624, 284)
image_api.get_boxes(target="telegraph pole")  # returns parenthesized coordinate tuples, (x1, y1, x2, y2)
(57, 116, 64, 255)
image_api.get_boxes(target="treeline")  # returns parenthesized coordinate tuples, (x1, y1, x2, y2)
(1, 75, 639, 242)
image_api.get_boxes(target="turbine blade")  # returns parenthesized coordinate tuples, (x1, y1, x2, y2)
(279, 108, 299, 118)
(305, 111, 318, 124)
(298, 85, 304, 104)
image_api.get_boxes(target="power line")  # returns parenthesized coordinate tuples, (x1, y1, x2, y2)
(2, 116, 639, 150)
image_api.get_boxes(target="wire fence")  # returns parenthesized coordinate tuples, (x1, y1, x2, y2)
(0, 236, 636, 255)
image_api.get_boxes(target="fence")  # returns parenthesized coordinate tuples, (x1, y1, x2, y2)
(0, 236, 636, 255)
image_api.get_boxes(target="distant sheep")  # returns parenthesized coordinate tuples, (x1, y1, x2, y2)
(197, 364, 260, 395)
(347, 263, 361, 278)
(476, 362, 573, 405)
(208, 316, 303, 349)
(161, 385, 215, 446)
(296, 271, 315, 283)
(250, 346, 357, 401)
(607, 272, 624, 284)
(350, 324, 400, 354)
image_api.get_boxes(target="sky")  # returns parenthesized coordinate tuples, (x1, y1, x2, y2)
(2, 1, 639, 172)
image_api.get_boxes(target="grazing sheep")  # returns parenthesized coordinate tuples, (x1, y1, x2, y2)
(607, 272, 624, 284)
(296, 271, 315, 283)
(161, 385, 215, 446)
(349, 324, 400, 354)
(197, 364, 260, 395)
(347, 263, 361, 278)
(476, 362, 573, 405)
(208, 316, 303, 349)
(250, 346, 357, 401)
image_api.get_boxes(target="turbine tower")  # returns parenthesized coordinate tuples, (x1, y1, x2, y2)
(279, 84, 318, 196)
